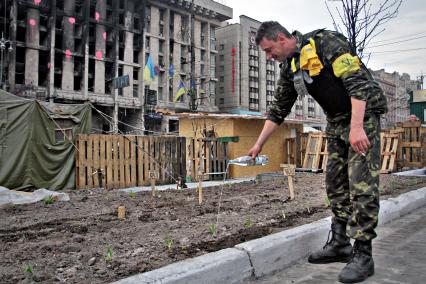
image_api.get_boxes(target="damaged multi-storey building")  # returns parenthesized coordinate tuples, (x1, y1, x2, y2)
(0, 0, 232, 134)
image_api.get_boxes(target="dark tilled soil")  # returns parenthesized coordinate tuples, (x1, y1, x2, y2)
(1, 174, 425, 283)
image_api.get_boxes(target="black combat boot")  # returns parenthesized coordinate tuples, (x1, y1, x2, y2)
(308, 223, 352, 264)
(338, 240, 374, 283)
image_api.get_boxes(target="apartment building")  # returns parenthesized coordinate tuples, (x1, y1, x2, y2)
(371, 69, 417, 128)
(215, 15, 326, 130)
(0, 0, 232, 134)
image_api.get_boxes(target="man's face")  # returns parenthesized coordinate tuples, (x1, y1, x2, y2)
(259, 33, 292, 62)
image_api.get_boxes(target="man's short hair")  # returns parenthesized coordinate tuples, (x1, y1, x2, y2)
(255, 21, 292, 45)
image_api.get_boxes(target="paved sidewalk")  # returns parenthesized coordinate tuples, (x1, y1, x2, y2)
(248, 205, 426, 284)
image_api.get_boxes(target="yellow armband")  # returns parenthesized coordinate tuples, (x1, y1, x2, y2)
(332, 53, 361, 78)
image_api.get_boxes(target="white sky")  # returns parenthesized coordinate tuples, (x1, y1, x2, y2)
(224, 0, 426, 80)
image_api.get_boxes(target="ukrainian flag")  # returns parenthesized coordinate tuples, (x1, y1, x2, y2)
(174, 80, 186, 102)
(143, 55, 155, 84)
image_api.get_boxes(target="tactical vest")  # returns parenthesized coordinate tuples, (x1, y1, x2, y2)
(290, 30, 352, 119)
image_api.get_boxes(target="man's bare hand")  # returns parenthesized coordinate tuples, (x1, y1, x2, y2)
(349, 126, 370, 155)
(248, 144, 262, 159)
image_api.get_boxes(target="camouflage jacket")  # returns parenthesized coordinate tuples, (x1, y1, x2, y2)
(267, 30, 388, 124)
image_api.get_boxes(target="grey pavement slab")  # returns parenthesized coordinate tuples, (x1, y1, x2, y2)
(247, 205, 426, 284)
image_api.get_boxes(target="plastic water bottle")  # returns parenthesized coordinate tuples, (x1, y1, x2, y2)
(228, 155, 269, 166)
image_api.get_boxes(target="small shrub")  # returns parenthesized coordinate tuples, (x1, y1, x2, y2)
(164, 233, 174, 251)
(244, 216, 253, 228)
(208, 224, 217, 237)
(104, 245, 113, 262)
(43, 195, 55, 205)
(128, 191, 136, 198)
(24, 264, 33, 274)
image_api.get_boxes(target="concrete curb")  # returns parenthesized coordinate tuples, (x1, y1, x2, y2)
(112, 187, 426, 284)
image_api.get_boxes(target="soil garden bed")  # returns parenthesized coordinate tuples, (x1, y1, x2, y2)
(1, 173, 426, 283)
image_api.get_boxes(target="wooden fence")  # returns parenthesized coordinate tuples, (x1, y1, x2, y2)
(75, 134, 229, 189)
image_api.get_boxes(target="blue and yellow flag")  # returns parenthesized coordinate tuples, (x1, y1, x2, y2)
(143, 55, 156, 84)
(174, 80, 186, 102)
(168, 64, 175, 77)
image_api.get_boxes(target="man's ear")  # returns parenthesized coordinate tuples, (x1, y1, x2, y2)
(276, 32, 287, 43)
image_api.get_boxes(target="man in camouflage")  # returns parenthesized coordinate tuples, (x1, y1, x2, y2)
(248, 21, 387, 283)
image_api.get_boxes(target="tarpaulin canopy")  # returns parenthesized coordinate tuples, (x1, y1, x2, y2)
(0, 90, 91, 191)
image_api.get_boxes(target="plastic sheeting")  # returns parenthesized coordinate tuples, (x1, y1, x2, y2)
(0, 186, 70, 206)
(0, 90, 91, 191)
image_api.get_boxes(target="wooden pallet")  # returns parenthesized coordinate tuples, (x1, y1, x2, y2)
(380, 133, 399, 173)
(302, 132, 328, 170)
(390, 120, 424, 169)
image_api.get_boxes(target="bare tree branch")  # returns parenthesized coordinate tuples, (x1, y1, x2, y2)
(325, 0, 402, 61)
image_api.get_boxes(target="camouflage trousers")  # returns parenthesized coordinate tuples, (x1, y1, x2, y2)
(325, 113, 381, 241)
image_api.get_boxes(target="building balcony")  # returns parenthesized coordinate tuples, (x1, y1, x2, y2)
(249, 92, 259, 99)
(266, 85, 275, 91)
(249, 59, 258, 67)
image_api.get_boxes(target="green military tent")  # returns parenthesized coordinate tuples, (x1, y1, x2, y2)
(0, 90, 91, 191)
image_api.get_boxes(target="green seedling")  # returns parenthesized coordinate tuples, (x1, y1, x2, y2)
(164, 233, 174, 251)
(281, 211, 287, 220)
(324, 197, 331, 207)
(244, 216, 253, 228)
(379, 185, 385, 192)
(128, 191, 136, 198)
(208, 224, 217, 237)
(24, 264, 33, 274)
(104, 245, 113, 262)
(43, 195, 55, 205)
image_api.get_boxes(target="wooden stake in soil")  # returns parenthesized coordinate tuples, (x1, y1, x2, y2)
(149, 171, 159, 197)
(197, 172, 204, 204)
(281, 164, 296, 200)
(118, 205, 126, 219)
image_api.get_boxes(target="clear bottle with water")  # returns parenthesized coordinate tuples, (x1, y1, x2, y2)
(228, 155, 269, 166)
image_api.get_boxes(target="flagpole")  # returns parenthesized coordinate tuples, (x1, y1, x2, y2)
(189, 0, 197, 111)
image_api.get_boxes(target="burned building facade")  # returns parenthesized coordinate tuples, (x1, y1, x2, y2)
(0, 0, 232, 134)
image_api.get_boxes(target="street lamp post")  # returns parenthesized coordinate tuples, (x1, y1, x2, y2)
(0, 32, 13, 89)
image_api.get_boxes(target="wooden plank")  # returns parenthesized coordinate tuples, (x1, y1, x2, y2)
(175, 137, 181, 179)
(381, 135, 392, 172)
(118, 135, 126, 188)
(388, 136, 399, 172)
(92, 134, 100, 188)
(76, 134, 87, 189)
(180, 137, 187, 179)
(205, 140, 211, 177)
(106, 135, 113, 189)
(167, 137, 174, 183)
(123, 136, 130, 187)
(321, 138, 328, 170)
(99, 135, 107, 188)
(150, 136, 156, 178)
(302, 134, 312, 168)
(189, 138, 195, 179)
(143, 136, 150, 185)
(112, 135, 119, 188)
(86, 135, 93, 188)
(313, 135, 322, 169)
(129, 136, 137, 187)
(136, 136, 143, 186)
